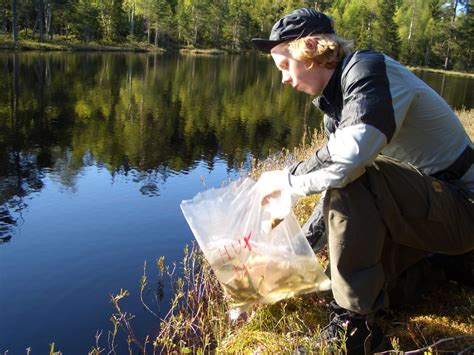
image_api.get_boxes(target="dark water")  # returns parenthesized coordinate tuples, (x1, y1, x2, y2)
(0, 52, 472, 353)
(412, 70, 474, 110)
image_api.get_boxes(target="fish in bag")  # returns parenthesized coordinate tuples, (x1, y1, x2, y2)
(180, 177, 330, 318)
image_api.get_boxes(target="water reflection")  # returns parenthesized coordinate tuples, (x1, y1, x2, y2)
(0, 52, 319, 242)
(412, 70, 473, 110)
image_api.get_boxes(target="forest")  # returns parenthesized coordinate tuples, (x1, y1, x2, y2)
(0, 1, 473, 70)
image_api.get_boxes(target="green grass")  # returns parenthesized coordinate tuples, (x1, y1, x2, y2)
(178, 47, 227, 56)
(408, 66, 474, 78)
(0, 35, 230, 55)
(0, 34, 161, 52)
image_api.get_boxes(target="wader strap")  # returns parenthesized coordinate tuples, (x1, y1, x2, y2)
(432, 145, 473, 181)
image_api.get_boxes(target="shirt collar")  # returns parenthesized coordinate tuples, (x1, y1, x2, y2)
(313, 52, 354, 116)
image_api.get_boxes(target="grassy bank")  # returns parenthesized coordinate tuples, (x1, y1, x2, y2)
(104, 110, 473, 354)
(2, 36, 474, 78)
(178, 47, 227, 56)
(408, 67, 474, 78)
(0, 35, 229, 55)
(0, 35, 160, 52)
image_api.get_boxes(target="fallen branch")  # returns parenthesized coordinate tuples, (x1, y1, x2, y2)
(377, 335, 474, 354)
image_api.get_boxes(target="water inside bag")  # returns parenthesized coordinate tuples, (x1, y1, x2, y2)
(180, 177, 330, 317)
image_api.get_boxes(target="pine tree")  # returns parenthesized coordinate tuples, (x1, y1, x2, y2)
(375, 0, 400, 58)
(38, 0, 45, 41)
(340, 0, 379, 49)
(451, 0, 473, 70)
(151, 0, 172, 47)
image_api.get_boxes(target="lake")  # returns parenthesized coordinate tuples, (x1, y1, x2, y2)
(0, 52, 472, 353)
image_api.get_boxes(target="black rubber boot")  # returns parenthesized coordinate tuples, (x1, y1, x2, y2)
(322, 300, 388, 355)
(429, 251, 474, 288)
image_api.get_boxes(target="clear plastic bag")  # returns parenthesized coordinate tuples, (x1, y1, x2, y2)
(180, 177, 330, 318)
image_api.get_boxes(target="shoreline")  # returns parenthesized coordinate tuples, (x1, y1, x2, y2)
(1, 39, 473, 76)
(0, 40, 160, 53)
(408, 66, 474, 78)
(0, 37, 228, 56)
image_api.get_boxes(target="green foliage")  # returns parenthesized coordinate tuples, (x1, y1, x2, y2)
(1, 0, 471, 69)
(450, 2, 474, 70)
(149, 0, 173, 46)
(71, 0, 101, 41)
(224, 0, 255, 51)
(0, 52, 319, 189)
(375, 0, 400, 59)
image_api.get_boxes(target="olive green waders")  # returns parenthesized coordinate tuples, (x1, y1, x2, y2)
(323, 155, 474, 315)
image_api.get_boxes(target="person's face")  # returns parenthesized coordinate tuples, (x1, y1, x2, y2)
(271, 43, 332, 96)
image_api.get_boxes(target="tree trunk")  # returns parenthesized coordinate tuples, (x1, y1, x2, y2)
(38, 0, 45, 42)
(46, 0, 52, 40)
(12, 0, 18, 43)
(444, 0, 459, 69)
(444, 46, 451, 69)
(2, 8, 7, 33)
(144, 0, 149, 43)
(147, 17, 150, 43)
(424, 35, 432, 66)
(32, 17, 38, 37)
(154, 21, 159, 47)
(232, 21, 240, 51)
(407, 5, 414, 42)
(193, 22, 198, 46)
(191, 6, 198, 46)
(12, 53, 19, 123)
(440, 73, 447, 96)
(130, 0, 135, 37)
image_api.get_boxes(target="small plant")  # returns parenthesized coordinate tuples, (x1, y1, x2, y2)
(49, 343, 61, 355)
(152, 243, 235, 352)
(390, 336, 401, 353)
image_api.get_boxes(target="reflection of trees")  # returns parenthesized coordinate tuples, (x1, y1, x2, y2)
(0, 53, 52, 240)
(1, 52, 96, 239)
(413, 70, 473, 110)
(0, 149, 45, 240)
(66, 52, 320, 174)
(0, 52, 320, 229)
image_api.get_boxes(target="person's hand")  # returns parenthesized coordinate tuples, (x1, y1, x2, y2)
(254, 169, 291, 207)
(253, 170, 292, 233)
(254, 169, 306, 233)
(261, 190, 282, 206)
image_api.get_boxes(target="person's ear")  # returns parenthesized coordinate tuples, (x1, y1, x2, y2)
(304, 37, 318, 52)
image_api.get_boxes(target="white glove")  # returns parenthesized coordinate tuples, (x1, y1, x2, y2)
(253, 169, 304, 233)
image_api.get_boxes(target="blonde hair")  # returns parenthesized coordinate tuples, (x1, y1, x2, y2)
(288, 33, 353, 69)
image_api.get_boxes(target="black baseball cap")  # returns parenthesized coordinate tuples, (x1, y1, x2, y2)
(252, 8, 335, 53)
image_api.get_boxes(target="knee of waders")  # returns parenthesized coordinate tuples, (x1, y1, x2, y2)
(323, 174, 374, 218)
(430, 251, 474, 288)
